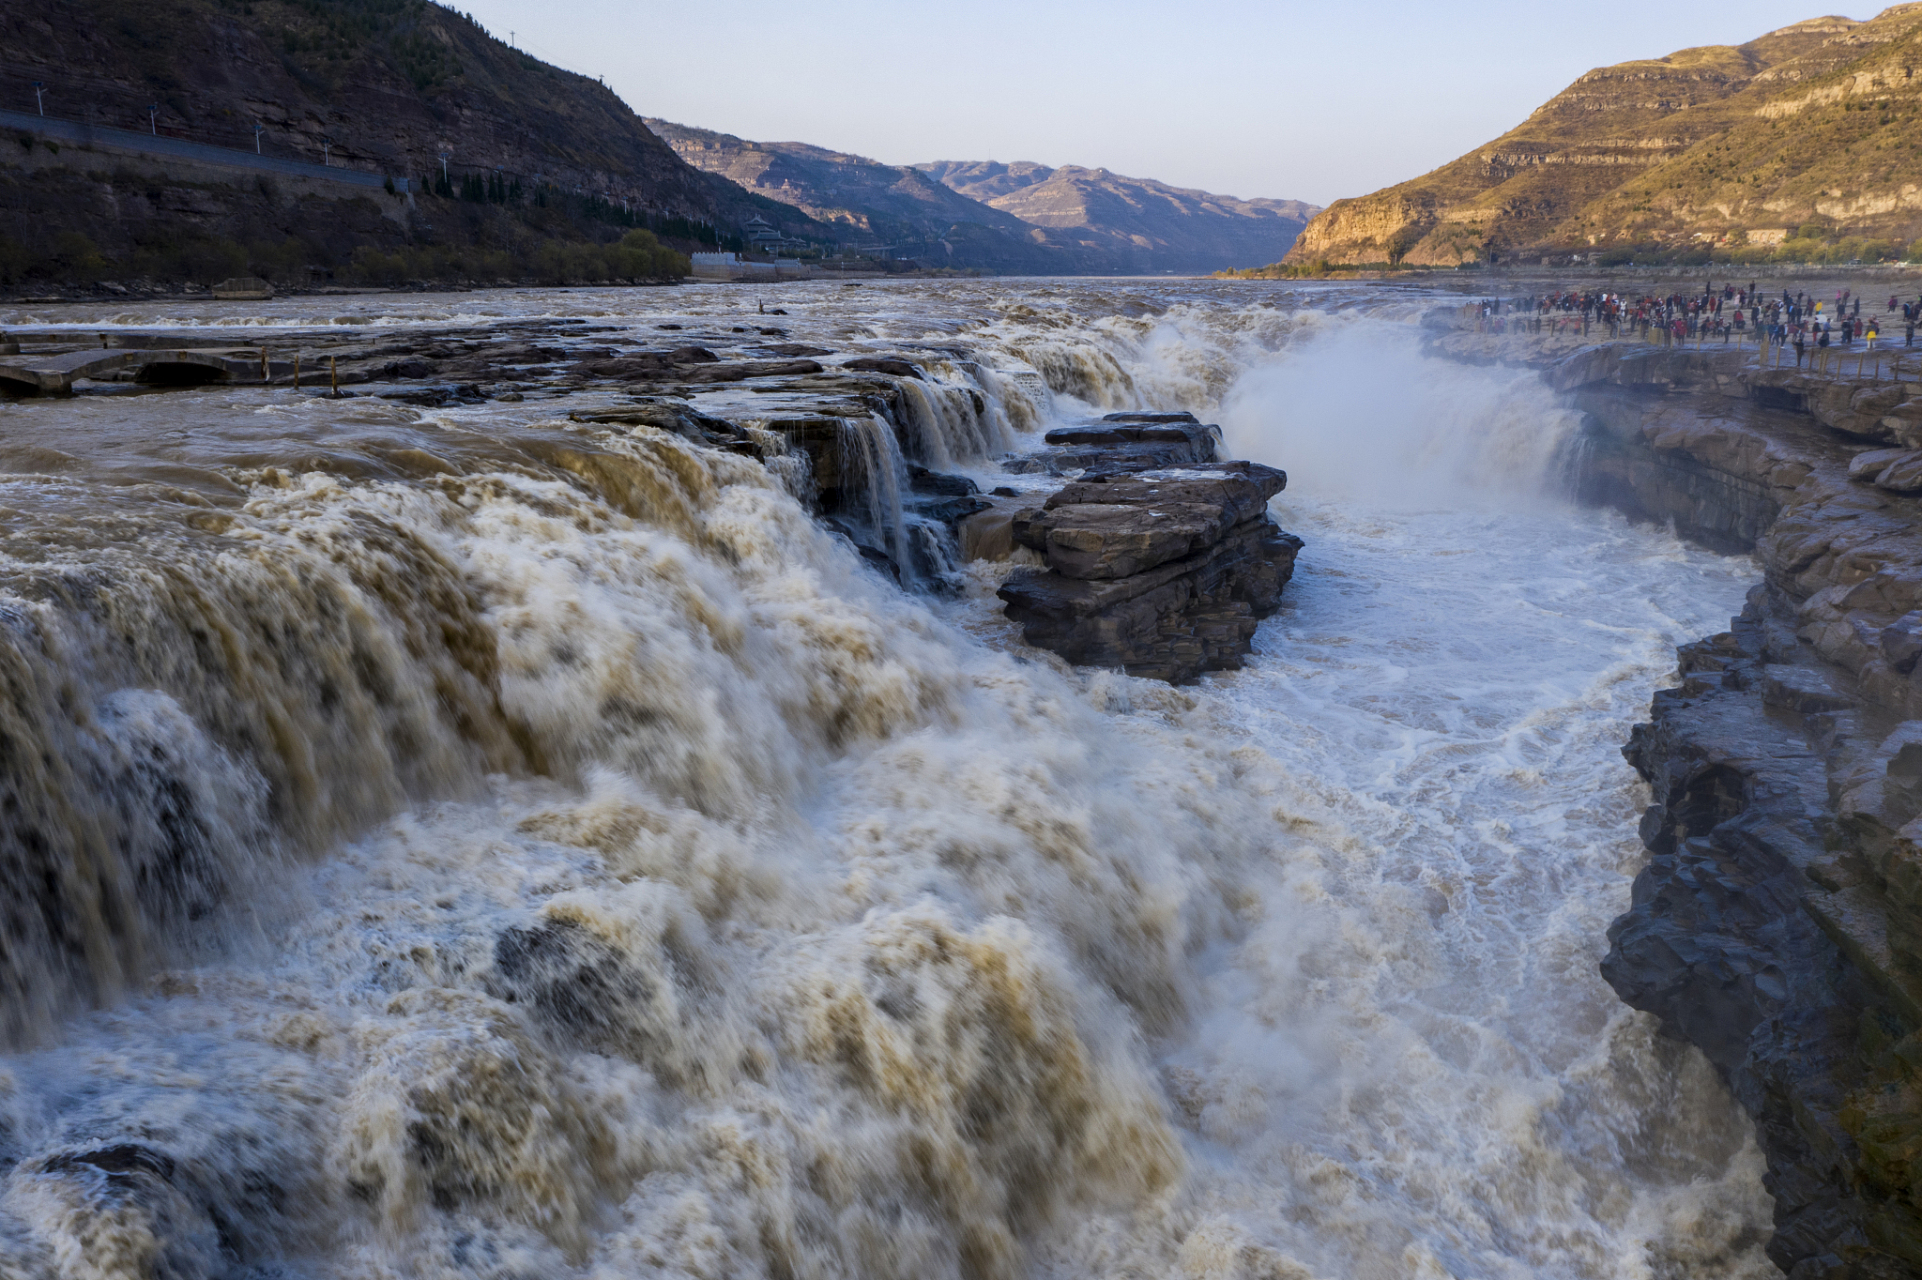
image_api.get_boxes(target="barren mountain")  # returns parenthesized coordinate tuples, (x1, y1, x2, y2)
(644, 120, 1069, 273)
(919, 161, 1320, 274)
(0, 0, 817, 227)
(650, 121, 1318, 274)
(1288, 3, 1922, 267)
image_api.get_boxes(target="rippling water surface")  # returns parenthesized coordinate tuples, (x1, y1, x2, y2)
(0, 280, 1768, 1279)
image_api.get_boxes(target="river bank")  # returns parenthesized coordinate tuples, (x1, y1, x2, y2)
(1423, 310, 1922, 1278)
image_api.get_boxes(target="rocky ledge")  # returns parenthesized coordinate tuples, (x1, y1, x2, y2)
(1476, 327, 1922, 1278)
(997, 459, 1299, 683)
(968, 412, 1300, 683)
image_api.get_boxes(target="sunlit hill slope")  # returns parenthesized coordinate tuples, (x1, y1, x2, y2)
(1287, 4, 1922, 267)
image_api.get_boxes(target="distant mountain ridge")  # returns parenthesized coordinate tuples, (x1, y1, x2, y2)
(917, 161, 1320, 275)
(1287, 3, 1922, 267)
(648, 119, 1318, 274)
(643, 120, 1064, 273)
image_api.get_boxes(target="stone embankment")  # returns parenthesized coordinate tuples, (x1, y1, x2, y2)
(1432, 317, 1922, 1278)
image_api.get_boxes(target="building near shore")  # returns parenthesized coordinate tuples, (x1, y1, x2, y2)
(690, 251, 811, 281)
(740, 215, 811, 255)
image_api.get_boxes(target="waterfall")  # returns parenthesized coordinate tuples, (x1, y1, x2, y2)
(839, 411, 911, 567)
(0, 280, 1776, 1280)
(894, 379, 1014, 470)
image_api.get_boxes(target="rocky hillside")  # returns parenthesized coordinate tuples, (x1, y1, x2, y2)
(642, 120, 1066, 273)
(1288, 3, 1922, 267)
(0, 0, 828, 284)
(919, 161, 1320, 274)
(1, 0, 829, 225)
(650, 120, 1318, 274)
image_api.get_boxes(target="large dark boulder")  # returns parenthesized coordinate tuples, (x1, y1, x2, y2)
(997, 461, 1300, 683)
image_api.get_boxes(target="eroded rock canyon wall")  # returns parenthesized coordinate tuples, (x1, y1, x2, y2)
(1430, 318, 1922, 1277)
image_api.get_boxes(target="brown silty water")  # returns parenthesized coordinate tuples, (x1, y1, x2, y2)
(0, 280, 1778, 1279)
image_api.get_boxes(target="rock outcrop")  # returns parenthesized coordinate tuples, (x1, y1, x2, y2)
(997, 454, 1301, 683)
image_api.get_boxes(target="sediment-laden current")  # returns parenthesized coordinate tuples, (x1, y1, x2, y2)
(0, 281, 1770, 1278)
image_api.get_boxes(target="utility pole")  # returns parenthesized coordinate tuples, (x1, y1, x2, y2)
(253, 122, 265, 154)
(32, 83, 43, 116)
(148, 104, 158, 135)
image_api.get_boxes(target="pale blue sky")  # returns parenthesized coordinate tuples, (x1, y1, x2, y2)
(459, 1, 1872, 206)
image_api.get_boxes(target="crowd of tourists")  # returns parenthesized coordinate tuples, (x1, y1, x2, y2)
(1471, 283, 1922, 366)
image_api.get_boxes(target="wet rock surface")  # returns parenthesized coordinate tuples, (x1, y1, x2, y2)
(1517, 332, 1922, 1278)
(997, 449, 1301, 683)
(1007, 410, 1224, 475)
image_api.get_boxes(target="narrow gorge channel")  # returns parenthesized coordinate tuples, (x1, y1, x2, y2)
(0, 282, 1782, 1279)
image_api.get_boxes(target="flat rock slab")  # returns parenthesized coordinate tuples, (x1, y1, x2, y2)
(1850, 447, 1911, 481)
(0, 347, 269, 393)
(1045, 461, 1286, 525)
(1879, 453, 1922, 494)
(1015, 501, 1229, 580)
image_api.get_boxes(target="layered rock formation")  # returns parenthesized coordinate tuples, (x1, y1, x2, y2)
(1447, 322, 1922, 1276)
(993, 414, 1302, 683)
(1287, 4, 1922, 268)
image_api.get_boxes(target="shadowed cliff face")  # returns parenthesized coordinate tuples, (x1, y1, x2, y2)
(1287, 3, 1922, 267)
(0, 0, 711, 211)
(0, 0, 831, 264)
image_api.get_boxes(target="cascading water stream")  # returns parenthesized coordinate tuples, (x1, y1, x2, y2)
(836, 411, 912, 567)
(0, 280, 1775, 1280)
(892, 375, 1019, 471)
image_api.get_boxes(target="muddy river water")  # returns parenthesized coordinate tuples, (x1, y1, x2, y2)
(0, 280, 1769, 1279)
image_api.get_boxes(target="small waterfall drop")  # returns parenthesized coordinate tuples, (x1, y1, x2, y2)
(837, 411, 912, 568)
